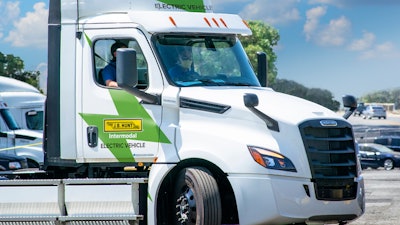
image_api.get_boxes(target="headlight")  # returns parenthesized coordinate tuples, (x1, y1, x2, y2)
(8, 162, 22, 170)
(248, 146, 296, 172)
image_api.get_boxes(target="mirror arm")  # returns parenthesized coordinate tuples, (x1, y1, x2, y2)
(118, 84, 160, 105)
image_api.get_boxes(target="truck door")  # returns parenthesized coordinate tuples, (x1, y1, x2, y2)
(0, 107, 16, 155)
(0, 113, 8, 153)
(77, 28, 170, 164)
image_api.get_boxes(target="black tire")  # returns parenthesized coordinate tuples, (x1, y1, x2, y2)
(383, 159, 394, 170)
(174, 167, 222, 225)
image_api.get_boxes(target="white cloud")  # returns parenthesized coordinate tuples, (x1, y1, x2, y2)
(303, 6, 326, 41)
(239, 0, 300, 25)
(347, 31, 400, 60)
(0, 1, 20, 24)
(348, 31, 375, 51)
(0, 1, 21, 39)
(212, 0, 250, 4)
(359, 42, 400, 60)
(309, 0, 400, 7)
(317, 16, 351, 46)
(308, 0, 344, 7)
(304, 6, 351, 47)
(5, 2, 48, 48)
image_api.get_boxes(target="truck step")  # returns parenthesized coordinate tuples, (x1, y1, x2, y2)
(0, 178, 147, 224)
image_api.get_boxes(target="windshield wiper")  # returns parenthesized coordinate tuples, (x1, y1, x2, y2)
(178, 79, 224, 87)
(178, 79, 255, 87)
(222, 82, 254, 86)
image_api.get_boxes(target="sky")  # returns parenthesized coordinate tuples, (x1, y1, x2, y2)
(1, 0, 399, 102)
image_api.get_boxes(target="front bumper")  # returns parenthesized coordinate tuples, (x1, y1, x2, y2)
(228, 173, 365, 225)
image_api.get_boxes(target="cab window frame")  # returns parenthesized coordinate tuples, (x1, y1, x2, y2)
(93, 38, 149, 89)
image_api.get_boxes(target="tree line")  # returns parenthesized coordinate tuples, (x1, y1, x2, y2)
(359, 89, 400, 109)
(240, 21, 340, 111)
(0, 52, 41, 90)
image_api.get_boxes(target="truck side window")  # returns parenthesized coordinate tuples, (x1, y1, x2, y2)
(94, 39, 148, 89)
(26, 110, 44, 130)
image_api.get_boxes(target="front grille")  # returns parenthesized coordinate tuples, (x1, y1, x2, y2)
(299, 119, 358, 200)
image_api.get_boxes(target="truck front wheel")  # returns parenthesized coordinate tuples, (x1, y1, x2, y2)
(174, 167, 222, 225)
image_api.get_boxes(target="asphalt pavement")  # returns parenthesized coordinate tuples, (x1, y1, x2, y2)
(349, 169, 400, 225)
(345, 111, 400, 225)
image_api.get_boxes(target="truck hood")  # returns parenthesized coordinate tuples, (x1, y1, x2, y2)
(179, 86, 341, 125)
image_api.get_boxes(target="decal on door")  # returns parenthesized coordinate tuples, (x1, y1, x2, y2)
(79, 89, 171, 162)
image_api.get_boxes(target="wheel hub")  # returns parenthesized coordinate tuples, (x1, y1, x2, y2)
(176, 188, 196, 224)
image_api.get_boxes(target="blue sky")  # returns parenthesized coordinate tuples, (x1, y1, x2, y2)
(1, 0, 399, 102)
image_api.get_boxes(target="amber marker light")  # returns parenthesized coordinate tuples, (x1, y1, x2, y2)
(242, 19, 250, 28)
(203, 17, 212, 27)
(169, 16, 177, 27)
(212, 18, 220, 27)
(219, 18, 228, 28)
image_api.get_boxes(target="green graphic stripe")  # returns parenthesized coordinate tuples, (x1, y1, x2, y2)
(80, 89, 171, 162)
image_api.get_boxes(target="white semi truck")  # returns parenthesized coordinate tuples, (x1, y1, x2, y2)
(0, 0, 364, 225)
(0, 76, 45, 132)
(0, 96, 43, 168)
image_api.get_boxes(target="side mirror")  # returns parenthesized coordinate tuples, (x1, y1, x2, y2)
(257, 52, 267, 87)
(116, 48, 138, 87)
(116, 48, 159, 104)
(342, 95, 357, 119)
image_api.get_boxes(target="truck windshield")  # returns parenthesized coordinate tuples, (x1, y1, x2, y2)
(0, 108, 20, 130)
(153, 34, 260, 87)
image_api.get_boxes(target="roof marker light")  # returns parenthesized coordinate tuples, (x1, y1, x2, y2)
(212, 18, 220, 27)
(169, 16, 177, 27)
(219, 18, 228, 28)
(203, 17, 212, 27)
(242, 19, 250, 29)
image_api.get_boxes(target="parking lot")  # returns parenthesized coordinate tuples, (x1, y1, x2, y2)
(346, 111, 400, 225)
(349, 169, 400, 225)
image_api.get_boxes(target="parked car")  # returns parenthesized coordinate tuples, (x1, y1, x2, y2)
(0, 152, 28, 171)
(373, 136, 400, 152)
(358, 143, 400, 170)
(362, 105, 386, 119)
(353, 102, 365, 116)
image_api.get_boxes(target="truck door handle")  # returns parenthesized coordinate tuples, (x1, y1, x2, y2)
(87, 126, 98, 147)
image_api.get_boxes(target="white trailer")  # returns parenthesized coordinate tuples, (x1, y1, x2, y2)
(0, 0, 364, 224)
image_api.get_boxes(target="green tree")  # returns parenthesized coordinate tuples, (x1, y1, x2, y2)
(359, 88, 400, 109)
(305, 88, 340, 111)
(0, 51, 41, 90)
(271, 79, 340, 111)
(240, 20, 279, 85)
(271, 78, 308, 98)
(13, 71, 41, 89)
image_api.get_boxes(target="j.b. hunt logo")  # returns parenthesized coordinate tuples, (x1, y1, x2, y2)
(104, 119, 142, 132)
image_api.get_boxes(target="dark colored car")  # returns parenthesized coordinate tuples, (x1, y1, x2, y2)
(353, 102, 365, 116)
(358, 143, 400, 170)
(373, 136, 400, 152)
(0, 153, 28, 171)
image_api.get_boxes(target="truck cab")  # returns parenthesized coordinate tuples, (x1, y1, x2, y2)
(0, 76, 45, 132)
(39, 0, 365, 224)
(0, 99, 43, 168)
